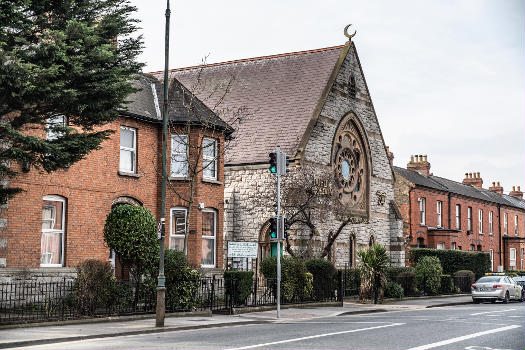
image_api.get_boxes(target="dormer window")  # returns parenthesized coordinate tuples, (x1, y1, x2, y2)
(349, 75, 357, 98)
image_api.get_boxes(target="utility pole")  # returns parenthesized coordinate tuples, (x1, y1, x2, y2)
(156, 0, 170, 328)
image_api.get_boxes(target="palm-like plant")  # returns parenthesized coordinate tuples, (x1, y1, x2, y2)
(358, 243, 390, 304)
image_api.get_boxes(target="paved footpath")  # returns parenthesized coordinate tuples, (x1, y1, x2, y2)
(0, 295, 473, 349)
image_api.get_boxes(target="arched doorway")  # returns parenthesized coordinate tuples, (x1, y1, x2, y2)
(416, 237, 425, 248)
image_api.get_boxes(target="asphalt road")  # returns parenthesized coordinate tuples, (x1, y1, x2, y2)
(14, 302, 525, 350)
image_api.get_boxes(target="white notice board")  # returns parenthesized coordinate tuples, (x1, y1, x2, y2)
(227, 242, 258, 258)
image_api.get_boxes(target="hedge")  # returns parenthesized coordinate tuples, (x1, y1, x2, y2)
(409, 249, 490, 276)
(305, 259, 336, 301)
(260, 256, 313, 302)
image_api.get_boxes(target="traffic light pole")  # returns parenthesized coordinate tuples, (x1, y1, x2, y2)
(276, 147, 281, 319)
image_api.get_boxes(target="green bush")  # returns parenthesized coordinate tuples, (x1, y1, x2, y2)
(305, 259, 336, 300)
(395, 271, 417, 296)
(358, 243, 390, 304)
(164, 249, 200, 311)
(224, 271, 254, 305)
(74, 259, 114, 315)
(385, 280, 404, 299)
(440, 274, 454, 294)
(385, 266, 414, 283)
(105, 280, 133, 312)
(104, 205, 159, 276)
(409, 249, 490, 276)
(260, 256, 313, 302)
(414, 256, 443, 295)
(505, 270, 525, 276)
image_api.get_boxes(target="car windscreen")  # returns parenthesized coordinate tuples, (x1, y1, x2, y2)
(476, 276, 503, 283)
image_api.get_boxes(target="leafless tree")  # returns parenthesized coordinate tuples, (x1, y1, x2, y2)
(256, 165, 366, 259)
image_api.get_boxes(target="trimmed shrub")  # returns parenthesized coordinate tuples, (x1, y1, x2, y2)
(505, 270, 525, 276)
(395, 271, 417, 296)
(454, 270, 475, 293)
(305, 259, 336, 300)
(414, 256, 443, 295)
(385, 280, 404, 299)
(260, 256, 313, 302)
(74, 259, 113, 315)
(440, 274, 454, 294)
(385, 266, 414, 283)
(224, 271, 254, 305)
(164, 249, 200, 311)
(409, 249, 490, 276)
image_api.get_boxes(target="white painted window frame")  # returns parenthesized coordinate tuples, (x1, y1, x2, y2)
(170, 134, 188, 177)
(169, 207, 187, 251)
(119, 126, 137, 173)
(419, 198, 426, 225)
(504, 213, 508, 235)
(201, 208, 216, 268)
(436, 201, 442, 227)
(478, 209, 483, 234)
(489, 211, 493, 235)
(510, 248, 516, 268)
(41, 195, 66, 267)
(202, 137, 218, 180)
(467, 207, 472, 232)
(46, 114, 67, 140)
(455, 204, 461, 230)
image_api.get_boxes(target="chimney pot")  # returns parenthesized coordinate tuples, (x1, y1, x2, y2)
(492, 182, 495, 187)
(477, 172, 480, 178)
(410, 155, 414, 162)
(497, 182, 500, 186)
(519, 186, 521, 192)
(513, 186, 516, 191)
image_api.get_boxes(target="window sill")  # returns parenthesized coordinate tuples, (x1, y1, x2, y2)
(202, 178, 222, 185)
(40, 264, 63, 268)
(118, 171, 142, 178)
(169, 176, 190, 181)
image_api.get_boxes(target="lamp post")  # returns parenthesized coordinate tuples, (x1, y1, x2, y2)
(156, 0, 170, 328)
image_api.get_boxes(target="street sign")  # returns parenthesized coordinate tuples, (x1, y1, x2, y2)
(227, 242, 258, 258)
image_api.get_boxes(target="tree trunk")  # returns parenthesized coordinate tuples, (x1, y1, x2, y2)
(373, 272, 379, 304)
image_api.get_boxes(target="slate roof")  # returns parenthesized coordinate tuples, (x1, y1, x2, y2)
(120, 74, 232, 133)
(150, 45, 345, 165)
(393, 166, 525, 210)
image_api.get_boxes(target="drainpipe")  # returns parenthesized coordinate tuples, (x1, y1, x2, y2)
(498, 204, 503, 270)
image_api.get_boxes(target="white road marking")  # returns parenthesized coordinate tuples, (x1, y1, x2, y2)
(405, 325, 520, 350)
(279, 321, 391, 324)
(469, 309, 515, 316)
(223, 323, 405, 350)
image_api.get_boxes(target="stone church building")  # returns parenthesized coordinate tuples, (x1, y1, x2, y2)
(160, 37, 404, 268)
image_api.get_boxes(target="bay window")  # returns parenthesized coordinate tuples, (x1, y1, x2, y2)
(203, 138, 218, 180)
(201, 209, 216, 267)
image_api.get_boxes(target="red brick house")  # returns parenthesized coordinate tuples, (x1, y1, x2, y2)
(394, 155, 525, 271)
(0, 74, 232, 275)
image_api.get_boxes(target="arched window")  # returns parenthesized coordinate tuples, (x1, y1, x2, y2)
(332, 113, 370, 218)
(41, 195, 66, 266)
(201, 208, 216, 267)
(416, 237, 424, 248)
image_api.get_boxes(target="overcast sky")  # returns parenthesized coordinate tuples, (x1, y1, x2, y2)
(130, 0, 525, 194)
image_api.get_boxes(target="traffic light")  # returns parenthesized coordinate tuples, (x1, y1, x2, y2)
(269, 216, 278, 239)
(283, 154, 290, 175)
(282, 217, 290, 239)
(269, 152, 277, 174)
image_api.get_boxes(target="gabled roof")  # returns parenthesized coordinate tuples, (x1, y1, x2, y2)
(151, 45, 346, 164)
(393, 166, 525, 210)
(120, 74, 232, 133)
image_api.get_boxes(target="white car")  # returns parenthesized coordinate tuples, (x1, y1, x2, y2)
(471, 274, 523, 303)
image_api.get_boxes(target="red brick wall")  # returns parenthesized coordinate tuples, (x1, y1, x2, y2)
(1, 117, 225, 270)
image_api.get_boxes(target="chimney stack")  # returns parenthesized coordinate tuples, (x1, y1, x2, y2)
(462, 171, 483, 189)
(509, 185, 523, 200)
(488, 181, 504, 194)
(407, 154, 431, 176)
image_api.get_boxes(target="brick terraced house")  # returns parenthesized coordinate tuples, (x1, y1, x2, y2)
(153, 37, 406, 268)
(394, 155, 525, 271)
(0, 74, 232, 279)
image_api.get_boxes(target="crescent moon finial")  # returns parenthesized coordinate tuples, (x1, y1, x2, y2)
(344, 24, 357, 41)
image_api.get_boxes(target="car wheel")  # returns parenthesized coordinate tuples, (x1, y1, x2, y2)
(473, 299, 481, 304)
(491, 299, 496, 304)
(521, 292, 524, 303)
(503, 291, 510, 304)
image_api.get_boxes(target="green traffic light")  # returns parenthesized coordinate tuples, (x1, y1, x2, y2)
(269, 165, 277, 173)
(269, 231, 277, 239)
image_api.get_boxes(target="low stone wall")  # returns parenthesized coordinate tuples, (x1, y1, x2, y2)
(0, 268, 77, 284)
